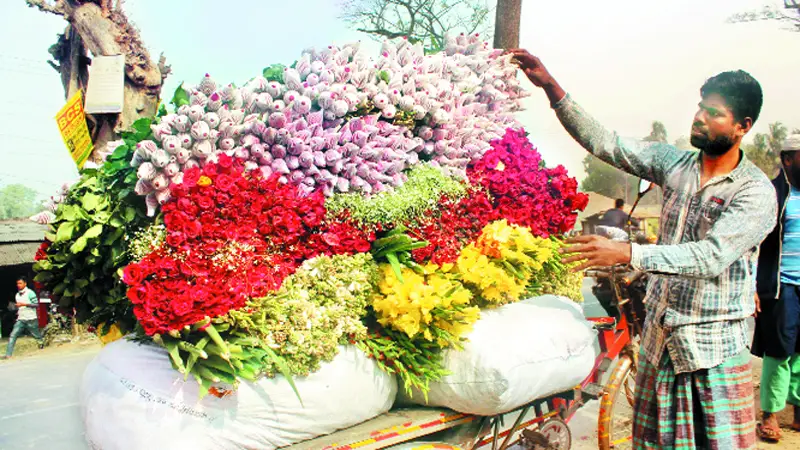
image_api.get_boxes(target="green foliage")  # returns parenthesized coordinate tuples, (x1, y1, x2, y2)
(370, 225, 428, 282)
(0, 184, 41, 219)
(170, 83, 190, 108)
(33, 118, 155, 332)
(325, 164, 468, 226)
(262, 64, 286, 83)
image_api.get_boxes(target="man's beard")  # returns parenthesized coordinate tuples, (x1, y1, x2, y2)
(691, 133, 735, 156)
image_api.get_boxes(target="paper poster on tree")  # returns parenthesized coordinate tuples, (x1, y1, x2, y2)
(56, 92, 94, 169)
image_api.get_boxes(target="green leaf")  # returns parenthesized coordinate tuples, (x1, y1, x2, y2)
(378, 70, 391, 84)
(171, 83, 190, 108)
(53, 282, 67, 296)
(131, 118, 153, 140)
(83, 224, 104, 240)
(92, 211, 111, 224)
(123, 207, 137, 223)
(262, 64, 286, 83)
(261, 345, 303, 407)
(109, 215, 124, 228)
(75, 279, 90, 289)
(103, 227, 125, 245)
(82, 193, 102, 211)
(56, 222, 76, 243)
(386, 253, 405, 283)
(60, 205, 78, 222)
(70, 237, 88, 254)
(34, 271, 53, 282)
(109, 143, 129, 161)
(124, 171, 138, 185)
(157, 104, 168, 118)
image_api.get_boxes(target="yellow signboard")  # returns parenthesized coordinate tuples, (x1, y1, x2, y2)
(56, 91, 94, 169)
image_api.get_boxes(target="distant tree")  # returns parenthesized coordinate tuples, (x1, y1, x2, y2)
(339, 0, 492, 52)
(643, 121, 668, 143)
(727, 0, 800, 32)
(743, 123, 788, 178)
(581, 120, 669, 204)
(0, 184, 41, 220)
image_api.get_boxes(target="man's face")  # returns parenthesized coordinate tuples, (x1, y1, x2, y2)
(690, 93, 749, 157)
(783, 151, 800, 186)
(16, 280, 25, 291)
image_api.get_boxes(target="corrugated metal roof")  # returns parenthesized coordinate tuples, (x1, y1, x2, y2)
(0, 221, 48, 244)
(0, 242, 41, 266)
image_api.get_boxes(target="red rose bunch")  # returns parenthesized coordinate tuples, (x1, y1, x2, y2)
(307, 214, 375, 257)
(34, 241, 50, 261)
(408, 189, 497, 265)
(123, 154, 373, 335)
(468, 128, 588, 237)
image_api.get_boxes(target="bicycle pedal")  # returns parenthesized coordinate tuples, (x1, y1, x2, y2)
(582, 382, 605, 400)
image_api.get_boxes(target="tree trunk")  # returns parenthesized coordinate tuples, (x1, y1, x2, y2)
(27, 0, 170, 161)
(493, 0, 522, 49)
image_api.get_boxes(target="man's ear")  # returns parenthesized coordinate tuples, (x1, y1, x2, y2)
(738, 117, 754, 137)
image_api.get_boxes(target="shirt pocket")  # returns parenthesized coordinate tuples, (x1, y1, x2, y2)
(695, 201, 725, 237)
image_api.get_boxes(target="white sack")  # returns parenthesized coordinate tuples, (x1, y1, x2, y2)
(80, 338, 397, 450)
(399, 295, 597, 415)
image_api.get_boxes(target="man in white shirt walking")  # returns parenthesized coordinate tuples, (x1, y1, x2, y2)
(2, 277, 44, 359)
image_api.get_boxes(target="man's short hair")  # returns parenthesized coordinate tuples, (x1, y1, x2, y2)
(16, 277, 27, 284)
(615, 199, 625, 208)
(700, 70, 763, 125)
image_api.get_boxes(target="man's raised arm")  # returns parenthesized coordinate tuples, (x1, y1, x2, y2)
(509, 49, 674, 186)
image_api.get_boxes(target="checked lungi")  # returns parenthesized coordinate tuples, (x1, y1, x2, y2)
(631, 348, 756, 449)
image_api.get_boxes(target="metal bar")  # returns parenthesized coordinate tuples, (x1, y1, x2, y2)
(491, 417, 500, 450)
(498, 406, 530, 450)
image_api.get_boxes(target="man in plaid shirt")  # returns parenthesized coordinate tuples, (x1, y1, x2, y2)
(511, 49, 776, 449)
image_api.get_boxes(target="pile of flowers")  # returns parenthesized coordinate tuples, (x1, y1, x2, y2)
(34, 35, 588, 398)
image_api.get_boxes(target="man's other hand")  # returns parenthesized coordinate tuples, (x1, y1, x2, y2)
(561, 235, 633, 272)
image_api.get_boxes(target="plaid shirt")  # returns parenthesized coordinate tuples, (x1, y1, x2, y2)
(554, 94, 777, 373)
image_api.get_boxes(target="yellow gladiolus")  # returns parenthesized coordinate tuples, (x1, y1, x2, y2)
(372, 263, 478, 347)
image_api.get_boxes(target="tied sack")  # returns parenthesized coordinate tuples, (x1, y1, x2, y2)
(398, 295, 597, 415)
(80, 338, 397, 450)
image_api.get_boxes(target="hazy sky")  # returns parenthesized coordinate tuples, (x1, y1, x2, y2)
(0, 0, 798, 198)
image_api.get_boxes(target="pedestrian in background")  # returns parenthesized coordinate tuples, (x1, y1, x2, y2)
(1, 277, 44, 359)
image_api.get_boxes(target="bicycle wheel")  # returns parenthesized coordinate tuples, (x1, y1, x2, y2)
(597, 353, 637, 450)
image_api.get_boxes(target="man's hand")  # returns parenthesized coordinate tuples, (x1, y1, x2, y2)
(753, 293, 761, 318)
(507, 49, 555, 87)
(507, 49, 568, 108)
(561, 235, 632, 272)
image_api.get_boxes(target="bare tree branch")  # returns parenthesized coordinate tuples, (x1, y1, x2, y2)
(25, 0, 65, 15)
(727, 3, 800, 31)
(340, 0, 492, 51)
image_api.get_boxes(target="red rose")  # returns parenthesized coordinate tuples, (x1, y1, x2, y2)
(218, 153, 234, 169)
(182, 167, 201, 187)
(203, 164, 218, 177)
(197, 196, 214, 210)
(122, 263, 146, 285)
(216, 174, 234, 192)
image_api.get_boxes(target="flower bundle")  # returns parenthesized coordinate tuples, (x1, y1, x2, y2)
(131, 34, 527, 213)
(469, 128, 589, 237)
(373, 263, 479, 346)
(35, 37, 589, 398)
(456, 220, 556, 306)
